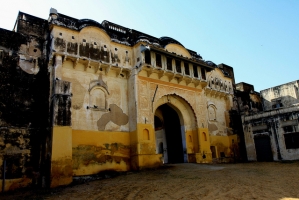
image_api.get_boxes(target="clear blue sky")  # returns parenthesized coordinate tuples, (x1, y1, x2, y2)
(0, 0, 298, 91)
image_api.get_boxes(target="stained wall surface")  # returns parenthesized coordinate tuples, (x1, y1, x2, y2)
(1, 9, 241, 191)
(0, 14, 50, 191)
(242, 81, 299, 161)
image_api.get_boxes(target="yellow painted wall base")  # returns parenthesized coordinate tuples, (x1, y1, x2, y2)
(130, 124, 161, 170)
(198, 128, 212, 154)
(51, 126, 73, 188)
(210, 134, 238, 158)
(0, 178, 31, 192)
(195, 153, 212, 163)
(72, 129, 131, 176)
(131, 154, 163, 170)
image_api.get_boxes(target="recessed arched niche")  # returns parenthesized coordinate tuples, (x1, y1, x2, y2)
(143, 129, 150, 140)
(208, 104, 217, 121)
(90, 87, 106, 108)
(87, 74, 109, 111)
(202, 132, 207, 141)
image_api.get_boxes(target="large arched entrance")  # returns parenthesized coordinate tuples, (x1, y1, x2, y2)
(153, 94, 198, 164)
(154, 103, 186, 163)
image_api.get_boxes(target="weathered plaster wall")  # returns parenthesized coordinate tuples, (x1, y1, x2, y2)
(261, 81, 299, 111)
(0, 24, 49, 191)
(138, 75, 205, 129)
(61, 66, 129, 132)
(204, 68, 235, 158)
(136, 67, 235, 163)
(50, 79, 72, 188)
(72, 130, 130, 176)
(50, 26, 133, 70)
(50, 24, 134, 177)
(243, 106, 299, 161)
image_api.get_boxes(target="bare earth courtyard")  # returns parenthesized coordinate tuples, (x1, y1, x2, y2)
(1, 162, 299, 200)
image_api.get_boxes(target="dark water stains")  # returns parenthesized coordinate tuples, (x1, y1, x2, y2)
(78, 42, 110, 62)
(0, 29, 27, 51)
(0, 20, 50, 188)
(67, 42, 78, 55)
(72, 143, 130, 170)
(0, 128, 47, 182)
(54, 37, 66, 52)
(79, 43, 90, 58)
(52, 80, 71, 126)
(16, 12, 48, 38)
(50, 158, 73, 187)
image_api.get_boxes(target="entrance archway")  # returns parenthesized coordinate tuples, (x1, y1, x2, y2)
(153, 94, 198, 164)
(154, 104, 185, 163)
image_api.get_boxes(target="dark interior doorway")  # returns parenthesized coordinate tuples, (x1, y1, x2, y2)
(254, 136, 273, 161)
(160, 104, 184, 163)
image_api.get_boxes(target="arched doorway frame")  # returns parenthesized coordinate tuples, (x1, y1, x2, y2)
(153, 94, 197, 129)
(153, 94, 198, 163)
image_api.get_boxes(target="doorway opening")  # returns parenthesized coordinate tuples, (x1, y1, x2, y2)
(254, 135, 273, 161)
(154, 104, 185, 163)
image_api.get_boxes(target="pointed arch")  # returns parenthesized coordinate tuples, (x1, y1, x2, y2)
(153, 94, 197, 130)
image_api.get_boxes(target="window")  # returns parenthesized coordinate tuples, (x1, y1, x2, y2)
(283, 126, 297, 133)
(284, 132, 299, 149)
(144, 50, 151, 64)
(175, 60, 181, 73)
(272, 100, 283, 109)
(156, 53, 162, 68)
(201, 68, 206, 80)
(193, 65, 198, 78)
(166, 57, 172, 70)
(184, 62, 190, 75)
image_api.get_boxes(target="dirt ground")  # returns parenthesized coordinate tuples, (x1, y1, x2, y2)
(1, 162, 299, 200)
